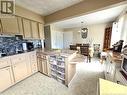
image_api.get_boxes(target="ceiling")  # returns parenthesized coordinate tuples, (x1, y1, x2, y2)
(53, 4, 127, 29)
(16, 0, 83, 16)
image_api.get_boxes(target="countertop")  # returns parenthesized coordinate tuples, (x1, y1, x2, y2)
(37, 49, 78, 57)
(107, 51, 123, 63)
(0, 50, 36, 58)
(99, 78, 127, 95)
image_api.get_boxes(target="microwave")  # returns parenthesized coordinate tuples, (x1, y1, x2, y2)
(22, 42, 34, 51)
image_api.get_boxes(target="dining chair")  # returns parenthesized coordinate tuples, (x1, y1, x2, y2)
(80, 45, 91, 62)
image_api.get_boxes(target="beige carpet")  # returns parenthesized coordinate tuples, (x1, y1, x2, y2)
(1, 57, 104, 95)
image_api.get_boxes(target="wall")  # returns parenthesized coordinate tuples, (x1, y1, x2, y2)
(63, 32, 73, 48)
(120, 14, 127, 46)
(63, 23, 108, 50)
(50, 25, 64, 49)
(111, 7, 127, 46)
(15, 5, 44, 23)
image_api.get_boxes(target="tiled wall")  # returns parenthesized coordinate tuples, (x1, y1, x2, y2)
(0, 36, 42, 55)
(0, 36, 24, 55)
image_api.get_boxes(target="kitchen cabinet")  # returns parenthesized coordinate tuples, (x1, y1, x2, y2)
(1, 18, 19, 34)
(11, 55, 28, 82)
(22, 18, 32, 38)
(38, 23, 44, 39)
(31, 21, 39, 39)
(104, 53, 121, 82)
(17, 17, 24, 35)
(42, 59, 48, 75)
(29, 51, 38, 73)
(0, 19, 3, 33)
(37, 53, 49, 76)
(0, 57, 14, 92)
(0, 66, 14, 92)
(0, 51, 39, 92)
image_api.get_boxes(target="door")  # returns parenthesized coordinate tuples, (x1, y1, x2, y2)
(22, 19, 32, 38)
(0, 66, 14, 92)
(42, 59, 48, 75)
(29, 52, 38, 73)
(38, 23, 44, 39)
(0, 19, 3, 33)
(12, 61, 28, 82)
(31, 21, 39, 39)
(103, 27, 112, 51)
(1, 18, 19, 34)
(37, 57, 42, 72)
(17, 17, 24, 35)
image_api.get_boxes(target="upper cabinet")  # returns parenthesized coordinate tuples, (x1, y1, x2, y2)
(22, 18, 32, 38)
(38, 23, 44, 39)
(1, 18, 19, 34)
(17, 17, 24, 36)
(31, 21, 39, 39)
(0, 19, 3, 33)
(0, 16, 44, 39)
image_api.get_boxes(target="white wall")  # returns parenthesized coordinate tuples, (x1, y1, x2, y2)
(120, 14, 127, 46)
(63, 32, 73, 48)
(51, 25, 64, 49)
(63, 23, 108, 50)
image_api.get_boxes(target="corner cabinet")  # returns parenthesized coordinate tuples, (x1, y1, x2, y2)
(1, 18, 19, 34)
(22, 18, 32, 38)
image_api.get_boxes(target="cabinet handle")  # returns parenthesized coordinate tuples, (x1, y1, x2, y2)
(6, 68, 9, 70)
(117, 81, 120, 84)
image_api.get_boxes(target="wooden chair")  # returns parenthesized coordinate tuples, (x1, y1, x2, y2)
(80, 45, 91, 62)
(70, 45, 77, 50)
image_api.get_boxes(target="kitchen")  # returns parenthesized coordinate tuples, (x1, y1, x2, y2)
(0, 0, 127, 95)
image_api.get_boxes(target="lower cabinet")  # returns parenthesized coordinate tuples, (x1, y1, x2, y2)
(0, 51, 38, 92)
(0, 66, 14, 92)
(42, 60, 48, 75)
(37, 53, 49, 76)
(12, 61, 28, 82)
(29, 52, 38, 73)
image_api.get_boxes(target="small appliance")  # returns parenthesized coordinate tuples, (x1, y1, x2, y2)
(22, 42, 34, 51)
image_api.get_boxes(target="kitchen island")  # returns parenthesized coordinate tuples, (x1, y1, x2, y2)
(37, 49, 78, 86)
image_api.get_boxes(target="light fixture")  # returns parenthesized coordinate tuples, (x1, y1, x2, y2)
(79, 22, 88, 39)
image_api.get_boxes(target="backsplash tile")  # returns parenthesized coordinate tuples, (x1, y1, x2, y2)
(0, 36, 42, 56)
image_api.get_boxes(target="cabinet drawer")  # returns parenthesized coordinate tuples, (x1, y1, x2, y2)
(31, 63, 38, 73)
(11, 55, 26, 64)
(30, 53, 37, 63)
(0, 58, 11, 68)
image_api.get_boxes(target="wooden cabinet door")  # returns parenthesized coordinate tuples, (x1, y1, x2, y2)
(42, 60, 48, 75)
(1, 18, 19, 34)
(29, 52, 38, 73)
(38, 23, 44, 39)
(31, 21, 39, 39)
(12, 60, 28, 82)
(0, 67, 14, 92)
(0, 19, 3, 33)
(22, 19, 32, 38)
(17, 17, 24, 35)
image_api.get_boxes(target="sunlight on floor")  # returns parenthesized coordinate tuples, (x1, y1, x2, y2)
(76, 59, 104, 73)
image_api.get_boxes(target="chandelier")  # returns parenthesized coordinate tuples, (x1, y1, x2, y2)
(79, 22, 88, 39)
